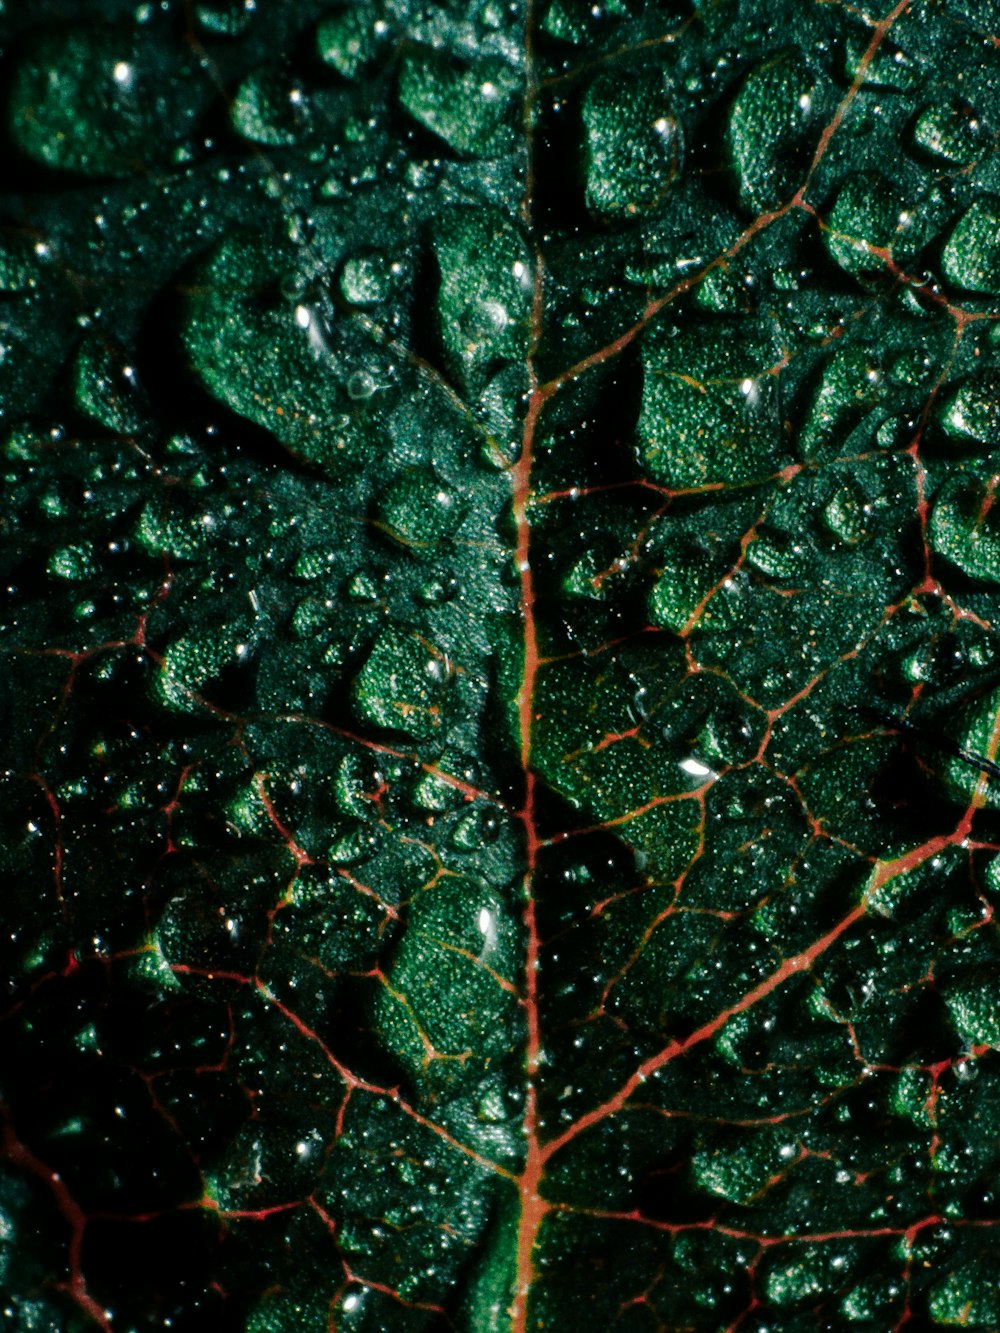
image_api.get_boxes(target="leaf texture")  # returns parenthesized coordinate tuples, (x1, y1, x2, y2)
(3, 1, 1000, 1330)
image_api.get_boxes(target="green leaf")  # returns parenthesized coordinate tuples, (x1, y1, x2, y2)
(4, 1, 1000, 1330)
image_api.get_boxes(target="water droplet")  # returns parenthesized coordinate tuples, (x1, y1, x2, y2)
(728, 51, 826, 210)
(317, 10, 385, 80)
(398, 48, 512, 155)
(679, 754, 715, 779)
(913, 101, 986, 166)
(339, 252, 392, 306)
(416, 575, 458, 605)
(231, 67, 311, 146)
(10, 26, 208, 177)
(461, 299, 510, 340)
(583, 68, 682, 217)
(377, 471, 461, 548)
(942, 198, 1000, 295)
(195, 0, 255, 36)
(346, 370, 376, 401)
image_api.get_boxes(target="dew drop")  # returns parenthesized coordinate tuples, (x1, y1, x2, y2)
(346, 369, 376, 401)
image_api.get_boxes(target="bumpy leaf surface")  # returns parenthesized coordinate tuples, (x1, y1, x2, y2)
(3, 1, 1000, 1330)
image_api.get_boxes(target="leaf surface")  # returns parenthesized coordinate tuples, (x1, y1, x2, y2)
(3, 1, 1000, 1330)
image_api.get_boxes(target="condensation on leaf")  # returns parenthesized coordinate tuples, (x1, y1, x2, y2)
(352, 626, 451, 740)
(912, 100, 988, 166)
(824, 172, 906, 280)
(317, 8, 386, 80)
(942, 198, 1000, 295)
(929, 476, 1000, 586)
(230, 66, 312, 147)
(582, 67, 682, 220)
(727, 49, 825, 211)
(374, 876, 521, 1093)
(434, 207, 532, 394)
(398, 47, 515, 156)
(9, 25, 207, 177)
(937, 370, 1000, 447)
(638, 327, 784, 487)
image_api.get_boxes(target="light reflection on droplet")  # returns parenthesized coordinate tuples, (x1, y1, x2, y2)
(679, 755, 714, 779)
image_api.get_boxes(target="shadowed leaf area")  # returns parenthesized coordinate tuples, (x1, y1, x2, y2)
(3, 0, 1000, 1329)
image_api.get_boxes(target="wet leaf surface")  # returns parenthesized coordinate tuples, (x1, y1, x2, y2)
(3, 0, 1000, 1329)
